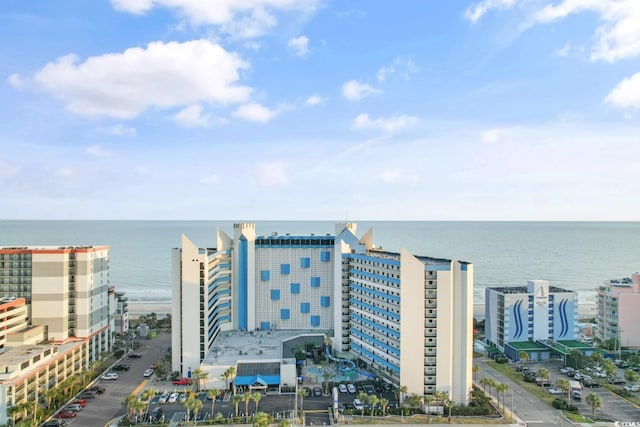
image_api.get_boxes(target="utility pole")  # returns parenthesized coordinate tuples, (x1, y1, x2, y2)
(510, 388, 514, 423)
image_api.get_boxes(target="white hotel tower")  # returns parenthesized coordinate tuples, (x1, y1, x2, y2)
(172, 223, 473, 404)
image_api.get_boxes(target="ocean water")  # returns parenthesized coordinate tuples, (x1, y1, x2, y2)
(1, 221, 638, 306)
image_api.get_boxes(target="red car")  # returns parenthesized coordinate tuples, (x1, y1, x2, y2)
(57, 411, 77, 419)
(172, 377, 193, 386)
(71, 399, 87, 407)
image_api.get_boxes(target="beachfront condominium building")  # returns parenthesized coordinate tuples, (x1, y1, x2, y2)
(0, 246, 112, 361)
(597, 273, 640, 348)
(485, 280, 578, 359)
(172, 222, 474, 404)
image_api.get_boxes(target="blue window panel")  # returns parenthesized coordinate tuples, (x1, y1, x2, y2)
(310, 277, 320, 288)
(311, 316, 320, 327)
(290, 282, 301, 294)
(301, 257, 311, 268)
(260, 322, 271, 331)
(281, 309, 290, 320)
(321, 251, 331, 262)
(281, 263, 290, 275)
(261, 270, 270, 281)
(301, 303, 310, 314)
(320, 296, 330, 307)
(270, 289, 280, 300)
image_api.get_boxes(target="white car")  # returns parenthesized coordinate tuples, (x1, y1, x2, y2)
(168, 392, 179, 403)
(353, 398, 363, 410)
(101, 372, 118, 380)
(158, 391, 169, 404)
(144, 368, 154, 377)
(594, 371, 607, 378)
(624, 384, 640, 392)
(338, 384, 348, 393)
(548, 388, 563, 395)
(347, 384, 357, 394)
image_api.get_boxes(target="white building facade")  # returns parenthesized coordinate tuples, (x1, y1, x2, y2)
(172, 223, 473, 404)
(485, 280, 578, 353)
(597, 273, 640, 348)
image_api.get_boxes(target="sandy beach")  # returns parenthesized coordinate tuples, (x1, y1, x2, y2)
(128, 301, 171, 318)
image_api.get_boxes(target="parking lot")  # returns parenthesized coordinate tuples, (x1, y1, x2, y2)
(517, 359, 640, 422)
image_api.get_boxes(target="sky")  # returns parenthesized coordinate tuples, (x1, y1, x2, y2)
(1, 0, 639, 220)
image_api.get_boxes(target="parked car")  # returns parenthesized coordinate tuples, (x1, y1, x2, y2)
(144, 368, 154, 377)
(338, 384, 348, 393)
(548, 388, 563, 395)
(43, 421, 64, 427)
(101, 372, 119, 380)
(353, 399, 363, 411)
(313, 387, 322, 397)
(88, 386, 106, 394)
(128, 353, 143, 359)
(158, 391, 170, 404)
(594, 371, 607, 378)
(70, 399, 87, 407)
(57, 411, 76, 419)
(77, 391, 97, 400)
(112, 364, 130, 371)
(609, 377, 626, 385)
(168, 392, 179, 403)
(583, 379, 600, 388)
(66, 404, 82, 412)
(624, 384, 640, 392)
(172, 377, 192, 386)
(347, 384, 357, 394)
(149, 407, 164, 422)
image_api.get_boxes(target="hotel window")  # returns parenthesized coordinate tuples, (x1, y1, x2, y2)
(270, 289, 280, 300)
(311, 277, 320, 288)
(320, 296, 331, 307)
(281, 309, 290, 320)
(301, 303, 310, 314)
(290, 282, 301, 294)
(260, 270, 270, 281)
(301, 257, 311, 268)
(310, 316, 320, 327)
(281, 264, 290, 275)
(321, 251, 331, 262)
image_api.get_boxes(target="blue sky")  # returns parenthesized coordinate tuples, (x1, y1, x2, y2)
(1, 0, 639, 220)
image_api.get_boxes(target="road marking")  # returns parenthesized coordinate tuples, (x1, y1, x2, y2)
(132, 380, 148, 396)
(524, 421, 544, 423)
(304, 410, 328, 413)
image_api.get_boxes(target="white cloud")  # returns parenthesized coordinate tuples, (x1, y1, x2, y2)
(464, 0, 516, 23)
(380, 169, 418, 184)
(172, 104, 211, 128)
(352, 113, 418, 133)
(288, 35, 309, 57)
(605, 72, 640, 110)
(376, 57, 419, 82)
(480, 127, 513, 143)
(110, 0, 320, 39)
(341, 80, 382, 101)
(55, 167, 75, 178)
(6, 73, 23, 88)
(33, 39, 251, 119)
(254, 161, 289, 186)
(232, 102, 277, 123)
(304, 94, 326, 106)
(200, 174, 220, 184)
(243, 40, 264, 51)
(536, 0, 640, 62)
(97, 124, 137, 137)
(556, 42, 571, 57)
(85, 144, 112, 158)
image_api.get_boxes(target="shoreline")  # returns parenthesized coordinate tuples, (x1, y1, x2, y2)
(127, 301, 597, 321)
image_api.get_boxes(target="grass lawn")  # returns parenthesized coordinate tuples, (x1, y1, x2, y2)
(563, 411, 592, 423)
(486, 362, 556, 405)
(345, 414, 509, 424)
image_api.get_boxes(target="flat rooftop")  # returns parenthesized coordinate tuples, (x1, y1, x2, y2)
(506, 341, 548, 351)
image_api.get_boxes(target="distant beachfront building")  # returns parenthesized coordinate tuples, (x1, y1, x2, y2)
(172, 222, 474, 404)
(485, 280, 578, 360)
(597, 273, 640, 348)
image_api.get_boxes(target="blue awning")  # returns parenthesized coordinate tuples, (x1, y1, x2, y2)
(234, 374, 280, 386)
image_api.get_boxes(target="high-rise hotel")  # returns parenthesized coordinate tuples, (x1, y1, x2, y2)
(172, 223, 473, 404)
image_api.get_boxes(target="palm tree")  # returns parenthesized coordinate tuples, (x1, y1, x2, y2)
(199, 371, 209, 391)
(518, 351, 530, 372)
(590, 351, 604, 368)
(141, 388, 156, 420)
(207, 388, 221, 419)
(192, 368, 203, 391)
(357, 392, 368, 416)
(602, 359, 616, 378)
(251, 391, 262, 412)
(253, 411, 271, 427)
(227, 366, 237, 394)
(191, 398, 203, 424)
(184, 396, 198, 423)
(319, 358, 331, 393)
(124, 394, 139, 422)
(231, 394, 243, 418)
(472, 364, 481, 384)
(398, 385, 408, 406)
(485, 378, 497, 398)
(439, 390, 452, 422)
(297, 388, 306, 412)
(556, 378, 570, 402)
(379, 397, 389, 416)
(585, 393, 602, 420)
(538, 368, 551, 385)
(624, 369, 638, 384)
(243, 392, 252, 420)
(479, 377, 490, 393)
(369, 395, 379, 417)
(495, 383, 509, 414)
(424, 394, 435, 423)
(569, 349, 583, 369)
(134, 399, 146, 424)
